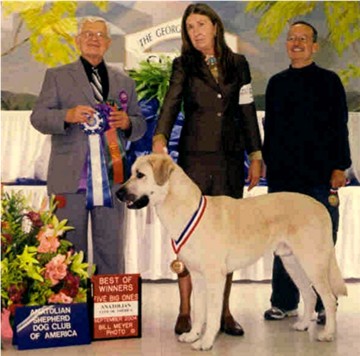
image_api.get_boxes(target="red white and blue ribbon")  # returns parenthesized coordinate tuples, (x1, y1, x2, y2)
(171, 195, 207, 254)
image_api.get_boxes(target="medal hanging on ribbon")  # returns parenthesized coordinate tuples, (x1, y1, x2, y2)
(170, 258, 185, 274)
(328, 188, 339, 207)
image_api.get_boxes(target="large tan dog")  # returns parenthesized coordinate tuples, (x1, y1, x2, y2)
(116, 154, 347, 351)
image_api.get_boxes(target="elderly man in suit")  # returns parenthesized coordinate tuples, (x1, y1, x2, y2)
(31, 16, 146, 274)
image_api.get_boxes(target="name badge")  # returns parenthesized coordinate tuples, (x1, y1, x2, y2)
(239, 83, 254, 105)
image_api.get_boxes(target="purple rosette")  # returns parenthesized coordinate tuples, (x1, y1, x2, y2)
(119, 90, 128, 112)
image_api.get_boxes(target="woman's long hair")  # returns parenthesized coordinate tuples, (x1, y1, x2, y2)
(181, 3, 235, 82)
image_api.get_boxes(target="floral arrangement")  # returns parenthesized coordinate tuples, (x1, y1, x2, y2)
(1, 191, 91, 319)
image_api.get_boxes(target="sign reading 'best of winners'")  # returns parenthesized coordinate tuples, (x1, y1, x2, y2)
(91, 274, 141, 339)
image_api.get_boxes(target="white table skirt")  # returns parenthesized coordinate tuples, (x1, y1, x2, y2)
(3, 185, 360, 281)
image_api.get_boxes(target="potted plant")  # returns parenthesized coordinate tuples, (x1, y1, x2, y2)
(127, 56, 184, 163)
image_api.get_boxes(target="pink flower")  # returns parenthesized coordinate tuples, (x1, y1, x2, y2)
(37, 226, 60, 253)
(44, 254, 68, 286)
(1, 309, 13, 339)
(48, 291, 73, 304)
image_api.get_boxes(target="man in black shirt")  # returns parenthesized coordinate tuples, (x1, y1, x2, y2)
(262, 21, 351, 323)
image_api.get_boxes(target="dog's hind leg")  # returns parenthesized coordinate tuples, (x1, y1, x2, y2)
(178, 271, 206, 344)
(312, 250, 346, 341)
(280, 253, 317, 332)
(191, 273, 226, 351)
(312, 281, 337, 342)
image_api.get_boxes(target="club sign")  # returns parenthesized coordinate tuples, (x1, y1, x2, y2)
(13, 303, 91, 350)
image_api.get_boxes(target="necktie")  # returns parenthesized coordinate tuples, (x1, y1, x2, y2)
(91, 68, 103, 103)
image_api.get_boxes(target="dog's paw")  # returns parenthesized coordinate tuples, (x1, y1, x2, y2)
(292, 320, 309, 331)
(178, 331, 200, 343)
(317, 330, 335, 342)
(191, 338, 213, 351)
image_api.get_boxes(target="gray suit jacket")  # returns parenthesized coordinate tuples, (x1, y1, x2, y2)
(30, 59, 146, 194)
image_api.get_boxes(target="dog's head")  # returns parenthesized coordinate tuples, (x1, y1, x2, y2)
(116, 153, 175, 209)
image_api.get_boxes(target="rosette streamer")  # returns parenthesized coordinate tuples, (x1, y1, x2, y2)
(104, 128, 127, 185)
(86, 134, 112, 209)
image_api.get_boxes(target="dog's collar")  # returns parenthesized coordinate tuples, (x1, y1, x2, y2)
(171, 195, 207, 254)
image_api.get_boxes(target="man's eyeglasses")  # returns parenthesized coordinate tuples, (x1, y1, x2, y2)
(80, 31, 108, 40)
(286, 35, 312, 43)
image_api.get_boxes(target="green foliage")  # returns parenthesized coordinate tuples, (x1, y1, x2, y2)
(246, 1, 316, 44)
(93, 1, 109, 12)
(2, 1, 109, 67)
(339, 64, 360, 89)
(128, 56, 175, 110)
(324, 2, 360, 56)
(246, 1, 360, 86)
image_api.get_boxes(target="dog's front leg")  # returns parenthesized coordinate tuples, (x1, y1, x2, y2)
(191, 273, 225, 351)
(178, 271, 206, 344)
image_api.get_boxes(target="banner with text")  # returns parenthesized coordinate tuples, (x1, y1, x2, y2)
(124, 17, 238, 69)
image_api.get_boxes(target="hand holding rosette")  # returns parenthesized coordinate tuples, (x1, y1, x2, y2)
(108, 90, 130, 130)
(108, 110, 131, 130)
(65, 105, 95, 124)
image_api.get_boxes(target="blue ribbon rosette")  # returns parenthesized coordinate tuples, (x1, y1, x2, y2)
(80, 91, 128, 209)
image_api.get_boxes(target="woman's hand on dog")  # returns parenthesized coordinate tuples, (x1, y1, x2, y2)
(246, 159, 262, 191)
(152, 134, 168, 154)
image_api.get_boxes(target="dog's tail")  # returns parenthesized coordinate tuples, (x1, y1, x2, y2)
(329, 250, 347, 297)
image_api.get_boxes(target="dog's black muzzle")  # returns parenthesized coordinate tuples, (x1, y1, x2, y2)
(116, 187, 149, 210)
(116, 186, 129, 202)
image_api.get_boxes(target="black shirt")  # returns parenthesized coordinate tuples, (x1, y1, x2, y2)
(263, 62, 351, 189)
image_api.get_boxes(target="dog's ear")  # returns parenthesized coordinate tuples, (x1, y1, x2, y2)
(150, 155, 175, 186)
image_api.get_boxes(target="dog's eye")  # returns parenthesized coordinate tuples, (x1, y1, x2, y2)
(136, 171, 145, 179)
